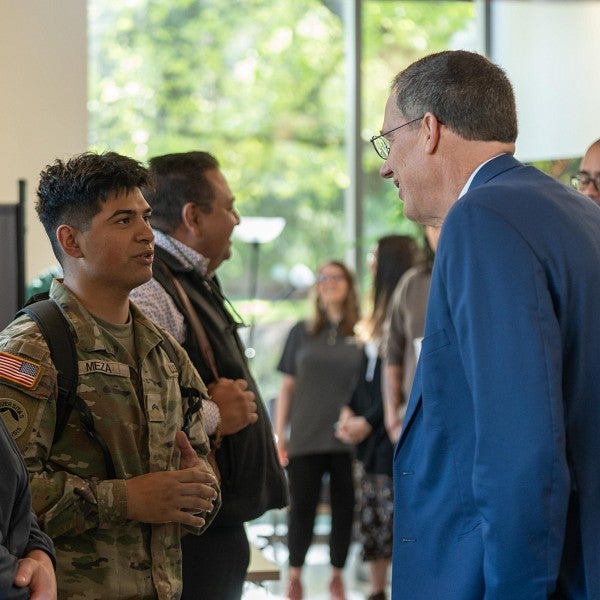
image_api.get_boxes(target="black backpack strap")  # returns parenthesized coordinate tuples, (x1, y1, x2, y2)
(159, 333, 204, 438)
(73, 397, 116, 478)
(18, 298, 78, 444)
(17, 297, 116, 478)
(18, 296, 202, 472)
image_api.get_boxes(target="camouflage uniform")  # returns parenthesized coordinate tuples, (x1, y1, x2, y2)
(0, 280, 220, 600)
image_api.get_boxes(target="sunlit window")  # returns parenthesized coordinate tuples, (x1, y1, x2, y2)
(88, 0, 477, 397)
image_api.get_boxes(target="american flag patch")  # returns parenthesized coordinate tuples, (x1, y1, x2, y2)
(0, 352, 42, 388)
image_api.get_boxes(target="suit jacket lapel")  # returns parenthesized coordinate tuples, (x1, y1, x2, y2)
(395, 359, 423, 452)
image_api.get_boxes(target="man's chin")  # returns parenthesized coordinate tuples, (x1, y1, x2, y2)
(220, 248, 233, 265)
(131, 270, 153, 290)
(402, 200, 420, 224)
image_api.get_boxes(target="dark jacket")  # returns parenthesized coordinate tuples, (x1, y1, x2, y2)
(349, 351, 393, 476)
(0, 417, 55, 598)
(152, 246, 288, 525)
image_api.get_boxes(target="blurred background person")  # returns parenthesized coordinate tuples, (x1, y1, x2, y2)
(383, 226, 440, 442)
(335, 235, 418, 600)
(571, 138, 600, 205)
(274, 261, 362, 600)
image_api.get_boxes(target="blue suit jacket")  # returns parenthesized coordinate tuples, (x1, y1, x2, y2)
(392, 154, 600, 599)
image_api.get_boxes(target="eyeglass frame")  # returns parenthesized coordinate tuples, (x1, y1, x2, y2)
(571, 171, 600, 192)
(316, 273, 346, 284)
(369, 116, 425, 160)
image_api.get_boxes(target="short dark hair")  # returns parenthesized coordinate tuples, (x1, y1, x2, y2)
(145, 151, 220, 233)
(392, 50, 518, 143)
(36, 151, 152, 262)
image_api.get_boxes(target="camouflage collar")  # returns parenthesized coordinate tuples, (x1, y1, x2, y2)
(49, 279, 166, 360)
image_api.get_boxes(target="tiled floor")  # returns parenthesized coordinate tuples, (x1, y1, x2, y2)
(244, 509, 391, 600)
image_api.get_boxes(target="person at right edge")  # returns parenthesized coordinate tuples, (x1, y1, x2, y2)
(372, 50, 600, 598)
(571, 138, 600, 206)
(130, 151, 288, 600)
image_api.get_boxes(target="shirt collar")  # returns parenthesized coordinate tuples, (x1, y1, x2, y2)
(458, 153, 507, 198)
(153, 229, 210, 276)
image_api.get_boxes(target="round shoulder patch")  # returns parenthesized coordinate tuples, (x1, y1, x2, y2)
(0, 399, 29, 439)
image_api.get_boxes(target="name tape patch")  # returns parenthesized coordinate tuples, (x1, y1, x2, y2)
(79, 360, 130, 377)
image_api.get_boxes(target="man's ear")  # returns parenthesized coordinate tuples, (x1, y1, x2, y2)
(56, 224, 84, 258)
(423, 112, 442, 155)
(181, 202, 205, 236)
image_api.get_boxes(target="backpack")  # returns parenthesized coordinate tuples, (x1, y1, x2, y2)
(17, 294, 203, 478)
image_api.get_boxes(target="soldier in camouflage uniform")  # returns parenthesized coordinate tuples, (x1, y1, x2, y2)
(0, 151, 220, 600)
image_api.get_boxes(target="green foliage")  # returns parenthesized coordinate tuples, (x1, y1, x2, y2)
(530, 157, 580, 186)
(89, 0, 475, 299)
(87, 1, 475, 396)
(361, 1, 475, 251)
(235, 298, 310, 401)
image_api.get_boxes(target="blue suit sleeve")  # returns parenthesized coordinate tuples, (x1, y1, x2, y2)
(439, 202, 570, 598)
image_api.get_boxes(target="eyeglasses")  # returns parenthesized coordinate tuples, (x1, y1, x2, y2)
(316, 273, 345, 284)
(370, 116, 424, 160)
(571, 171, 600, 192)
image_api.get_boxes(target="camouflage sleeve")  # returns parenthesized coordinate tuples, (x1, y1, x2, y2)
(0, 319, 126, 539)
(164, 331, 222, 531)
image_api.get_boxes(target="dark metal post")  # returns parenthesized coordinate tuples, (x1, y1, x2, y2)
(246, 241, 260, 355)
(17, 179, 26, 306)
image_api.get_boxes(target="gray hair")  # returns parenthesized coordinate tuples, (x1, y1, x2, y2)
(392, 50, 518, 143)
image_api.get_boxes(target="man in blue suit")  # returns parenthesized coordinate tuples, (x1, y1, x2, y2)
(371, 50, 600, 599)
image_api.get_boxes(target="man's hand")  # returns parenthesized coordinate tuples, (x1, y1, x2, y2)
(209, 378, 258, 435)
(14, 549, 57, 600)
(177, 429, 221, 482)
(126, 432, 219, 527)
(176, 430, 203, 470)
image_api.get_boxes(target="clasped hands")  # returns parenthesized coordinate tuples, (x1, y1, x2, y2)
(125, 431, 219, 528)
(335, 406, 372, 445)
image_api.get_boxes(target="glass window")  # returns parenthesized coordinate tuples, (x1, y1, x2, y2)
(88, 0, 477, 397)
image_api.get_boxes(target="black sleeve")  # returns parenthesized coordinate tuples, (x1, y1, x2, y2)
(349, 355, 384, 427)
(276, 321, 305, 376)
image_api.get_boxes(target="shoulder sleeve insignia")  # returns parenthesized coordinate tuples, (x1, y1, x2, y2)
(0, 351, 42, 388)
(0, 399, 28, 438)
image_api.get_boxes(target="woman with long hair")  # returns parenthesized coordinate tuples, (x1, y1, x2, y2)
(275, 260, 363, 600)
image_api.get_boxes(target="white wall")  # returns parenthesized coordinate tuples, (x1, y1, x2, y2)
(490, 0, 600, 162)
(0, 1, 87, 283)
